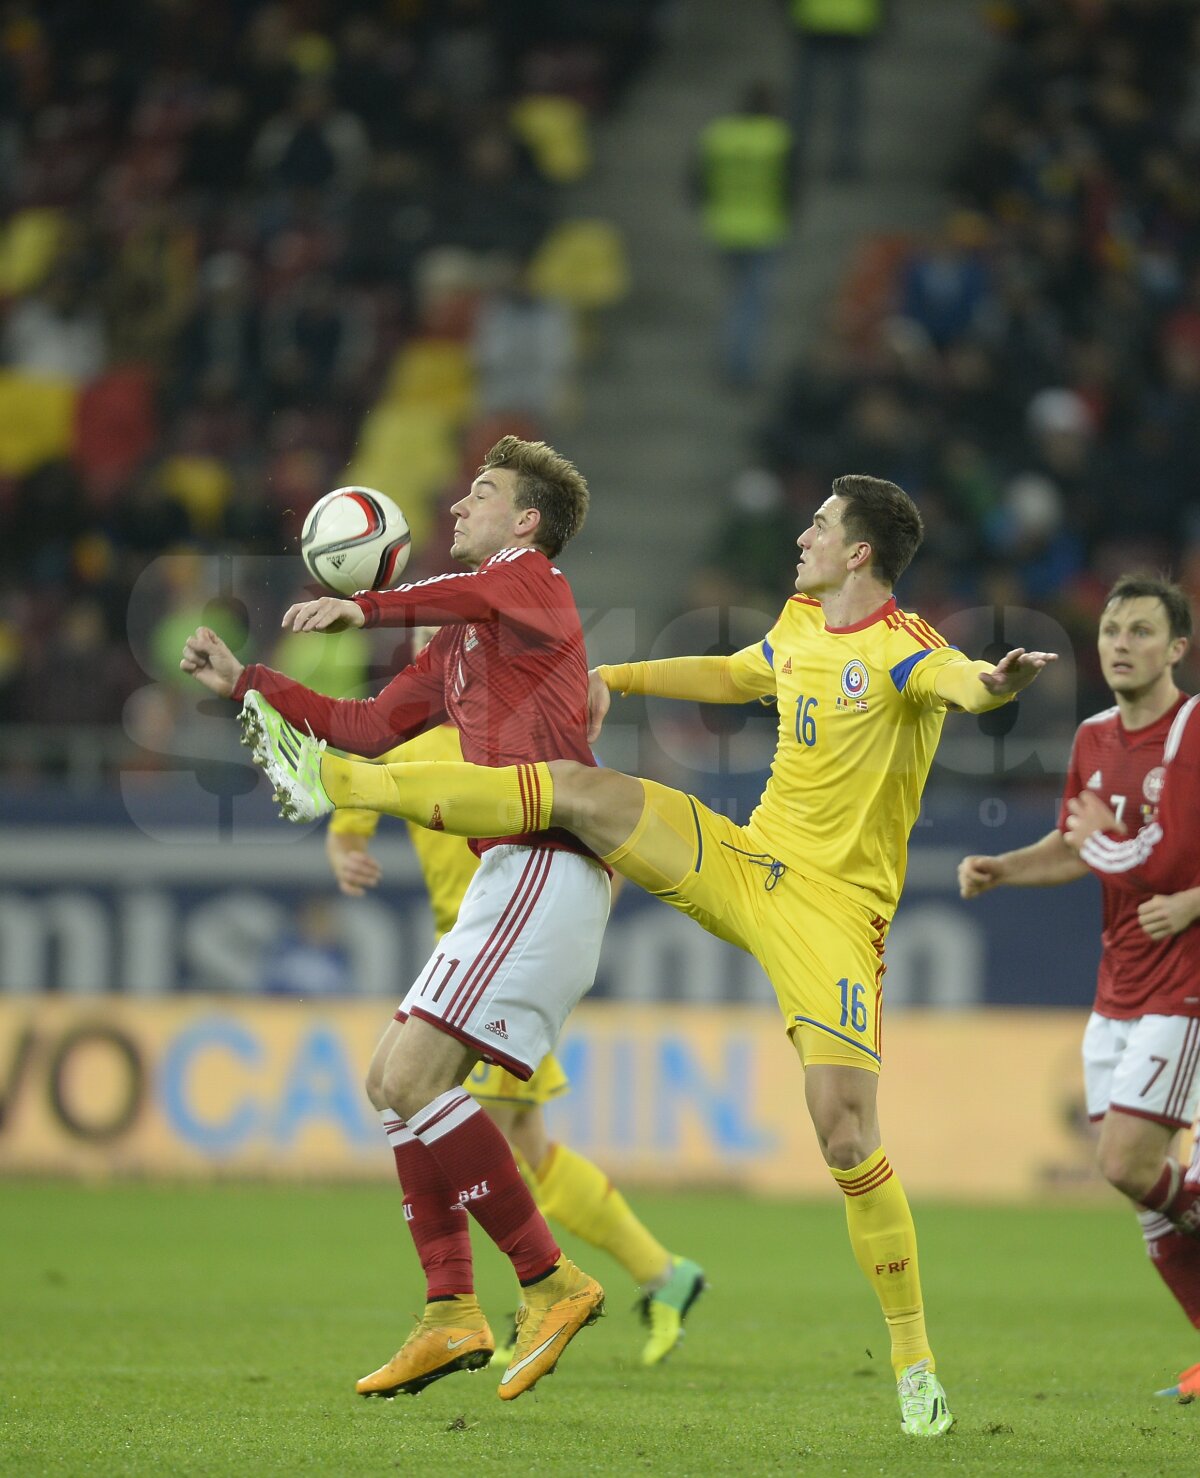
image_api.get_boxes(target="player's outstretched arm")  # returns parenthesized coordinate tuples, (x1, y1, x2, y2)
(924, 647, 1057, 713)
(595, 650, 775, 708)
(957, 854, 1004, 898)
(958, 830, 1086, 898)
(282, 596, 365, 633)
(977, 647, 1058, 696)
(180, 626, 245, 698)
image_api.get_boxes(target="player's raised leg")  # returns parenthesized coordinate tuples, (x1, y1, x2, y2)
(805, 1061, 953, 1436)
(241, 691, 638, 856)
(320, 749, 637, 857)
(240, 693, 334, 820)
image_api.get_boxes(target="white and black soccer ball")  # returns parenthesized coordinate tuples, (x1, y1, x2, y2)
(300, 486, 412, 596)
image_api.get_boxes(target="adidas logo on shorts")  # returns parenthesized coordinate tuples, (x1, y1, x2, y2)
(483, 1018, 509, 1040)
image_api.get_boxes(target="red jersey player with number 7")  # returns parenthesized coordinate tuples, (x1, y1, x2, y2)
(180, 437, 608, 1402)
(961, 575, 1200, 1398)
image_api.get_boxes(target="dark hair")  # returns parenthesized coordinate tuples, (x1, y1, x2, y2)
(831, 474, 924, 587)
(1104, 573, 1193, 643)
(479, 436, 589, 558)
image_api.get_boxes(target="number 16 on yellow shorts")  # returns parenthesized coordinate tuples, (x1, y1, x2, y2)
(763, 872, 888, 1073)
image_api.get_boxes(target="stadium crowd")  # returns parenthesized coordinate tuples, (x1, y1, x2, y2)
(0, 0, 650, 745)
(4, 0, 1200, 750)
(695, 0, 1200, 716)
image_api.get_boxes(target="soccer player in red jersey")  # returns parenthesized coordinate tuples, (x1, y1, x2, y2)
(960, 575, 1200, 1389)
(180, 437, 608, 1401)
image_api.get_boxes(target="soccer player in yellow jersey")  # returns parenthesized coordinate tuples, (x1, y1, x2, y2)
(246, 474, 1056, 1435)
(327, 718, 705, 1369)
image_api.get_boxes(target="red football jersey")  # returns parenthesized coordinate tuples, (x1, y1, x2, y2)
(234, 546, 597, 857)
(1060, 693, 1200, 1018)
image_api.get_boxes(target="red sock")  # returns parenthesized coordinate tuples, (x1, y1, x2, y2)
(1141, 1161, 1200, 1236)
(1141, 1209, 1200, 1326)
(381, 1111, 473, 1299)
(410, 1089, 560, 1283)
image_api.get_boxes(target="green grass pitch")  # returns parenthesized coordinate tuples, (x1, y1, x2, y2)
(3, 1183, 1196, 1476)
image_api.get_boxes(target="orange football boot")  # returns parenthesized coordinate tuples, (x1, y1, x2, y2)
(496, 1259, 604, 1401)
(356, 1296, 494, 1397)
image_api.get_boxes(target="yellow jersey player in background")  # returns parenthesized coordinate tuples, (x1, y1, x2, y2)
(249, 475, 1056, 1436)
(327, 715, 705, 1369)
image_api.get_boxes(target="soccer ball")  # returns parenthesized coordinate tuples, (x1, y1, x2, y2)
(300, 487, 412, 597)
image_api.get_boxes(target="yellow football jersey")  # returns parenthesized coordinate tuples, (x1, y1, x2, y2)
(328, 724, 478, 938)
(723, 595, 1001, 919)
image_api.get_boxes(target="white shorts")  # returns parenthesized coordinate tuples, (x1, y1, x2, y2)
(397, 845, 610, 1080)
(1083, 1012, 1200, 1129)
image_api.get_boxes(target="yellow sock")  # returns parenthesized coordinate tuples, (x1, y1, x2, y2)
(424, 1293, 485, 1326)
(533, 1143, 671, 1288)
(321, 756, 554, 837)
(830, 1147, 933, 1378)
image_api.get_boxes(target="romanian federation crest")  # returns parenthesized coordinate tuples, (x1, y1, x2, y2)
(840, 660, 869, 700)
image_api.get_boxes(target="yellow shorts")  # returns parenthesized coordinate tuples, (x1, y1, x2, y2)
(607, 781, 888, 1071)
(465, 1052, 570, 1107)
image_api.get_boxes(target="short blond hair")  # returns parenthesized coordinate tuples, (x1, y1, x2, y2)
(479, 436, 589, 557)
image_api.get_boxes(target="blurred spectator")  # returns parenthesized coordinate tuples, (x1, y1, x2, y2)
(471, 260, 577, 422)
(103, 201, 197, 366)
(1022, 387, 1101, 541)
(436, 124, 550, 259)
(262, 271, 375, 412)
(235, 3, 302, 130)
(750, 0, 1200, 720)
(0, 0, 671, 769)
(73, 367, 159, 503)
(342, 149, 438, 293)
(16, 597, 138, 725)
(251, 79, 370, 197)
(1, 460, 88, 584)
(146, 552, 247, 691)
(760, 329, 855, 473)
(983, 472, 1084, 603)
(786, 0, 885, 183)
(179, 86, 254, 200)
(259, 897, 354, 996)
(898, 213, 994, 350)
(693, 83, 796, 388)
(171, 252, 262, 412)
(269, 624, 371, 702)
(3, 266, 107, 380)
(426, 0, 502, 105)
(687, 467, 799, 610)
(111, 463, 193, 558)
(333, 16, 406, 140)
(835, 384, 932, 493)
